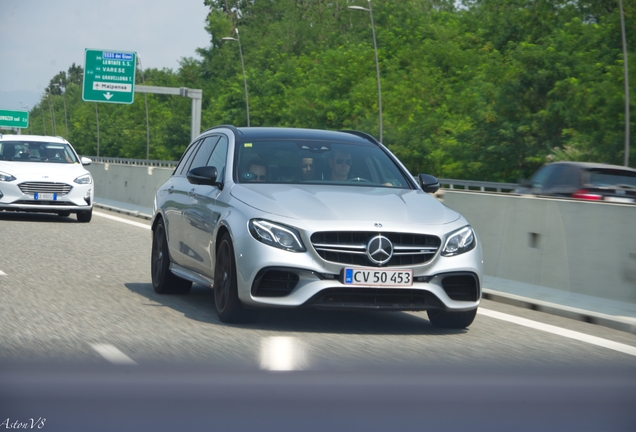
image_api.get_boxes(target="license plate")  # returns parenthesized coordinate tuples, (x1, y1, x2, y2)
(34, 193, 56, 200)
(605, 196, 634, 203)
(344, 267, 413, 287)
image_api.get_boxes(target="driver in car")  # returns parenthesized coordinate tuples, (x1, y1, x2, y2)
(328, 150, 352, 181)
(243, 158, 268, 182)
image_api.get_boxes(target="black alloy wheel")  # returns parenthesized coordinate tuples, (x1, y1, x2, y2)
(151, 219, 192, 295)
(214, 233, 247, 323)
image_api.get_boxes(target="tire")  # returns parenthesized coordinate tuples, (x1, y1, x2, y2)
(58, 211, 71, 217)
(151, 219, 192, 295)
(214, 233, 247, 323)
(427, 308, 477, 329)
(77, 209, 92, 223)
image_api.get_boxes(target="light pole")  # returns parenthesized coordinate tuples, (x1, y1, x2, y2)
(20, 102, 29, 135)
(39, 96, 46, 135)
(95, 103, 100, 157)
(45, 90, 56, 135)
(349, 0, 383, 142)
(618, 0, 630, 166)
(53, 81, 69, 139)
(138, 56, 151, 159)
(222, 28, 250, 127)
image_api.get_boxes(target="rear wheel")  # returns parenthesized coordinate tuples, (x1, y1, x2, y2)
(151, 219, 192, 295)
(77, 209, 92, 223)
(214, 233, 247, 323)
(427, 308, 477, 329)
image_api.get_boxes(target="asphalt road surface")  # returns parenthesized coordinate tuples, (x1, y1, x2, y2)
(1, 210, 635, 431)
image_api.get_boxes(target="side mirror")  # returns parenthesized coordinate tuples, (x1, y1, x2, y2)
(81, 157, 92, 166)
(187, 166, 222, 189)
(418, 173, 440, 194)
(518, 178, 531, 188)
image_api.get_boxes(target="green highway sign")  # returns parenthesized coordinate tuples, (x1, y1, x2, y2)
(82, 49, 137, 104)
(0, 109, 29, 128)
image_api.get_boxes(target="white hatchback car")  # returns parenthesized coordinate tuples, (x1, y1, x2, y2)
(0, 134, 94, 222)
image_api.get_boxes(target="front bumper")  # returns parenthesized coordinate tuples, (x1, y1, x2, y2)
(234, 232, 483, 312)
(0, 182, 93, 213)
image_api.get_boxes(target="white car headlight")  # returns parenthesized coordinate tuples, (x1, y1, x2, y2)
(441, 226, 476, 257)
(74, 173, 93, 184)
(249, 219, 306, 252)
(0, 171, 16, 182)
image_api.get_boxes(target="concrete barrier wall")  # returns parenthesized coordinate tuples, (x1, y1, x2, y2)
(86, 162, 173, 212)
(85, 162, 636, 305)
(443, 191, 636, 304)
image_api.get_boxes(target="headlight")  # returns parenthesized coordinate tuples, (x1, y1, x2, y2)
(74, 173, 93, 184)
(249, 219, 306, 252)
(0, 171, 16, 182)
(441, 226, 476, 257)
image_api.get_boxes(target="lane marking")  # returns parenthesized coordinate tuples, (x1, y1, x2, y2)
(260, 336, 309, 371)
(90, 343, 138, 365)
(94, 211, 151, 230)
(479, 308, 636, 357)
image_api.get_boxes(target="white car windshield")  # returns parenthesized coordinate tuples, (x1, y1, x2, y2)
(0, 141, 78, 164)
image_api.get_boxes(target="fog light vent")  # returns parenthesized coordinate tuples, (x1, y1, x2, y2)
(252, 269, 299, 297)
(441, 274, 478, 302)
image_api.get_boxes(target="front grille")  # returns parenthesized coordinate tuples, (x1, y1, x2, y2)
(441, 273, 479, 302)
(19, 182, 72, 196)
(251, 269, 299, 297)
(311, 231, 440, 267)
(305, 288, 444, 310)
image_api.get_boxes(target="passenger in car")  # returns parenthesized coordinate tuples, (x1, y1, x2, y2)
(44, 148, 73, 163)
(300, 157, 315, 181)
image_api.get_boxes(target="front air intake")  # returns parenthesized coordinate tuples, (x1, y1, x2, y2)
(441, 273, 479, 302)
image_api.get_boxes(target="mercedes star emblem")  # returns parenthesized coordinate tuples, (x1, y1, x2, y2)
(366, 235, 393, 265)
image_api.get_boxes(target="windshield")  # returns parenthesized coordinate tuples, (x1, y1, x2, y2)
(0, 141, 78, 164)
(235, 139, 412, 188)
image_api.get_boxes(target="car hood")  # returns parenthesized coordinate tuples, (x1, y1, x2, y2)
(230, 184, 460, 225)
(0, 161, 89, 180)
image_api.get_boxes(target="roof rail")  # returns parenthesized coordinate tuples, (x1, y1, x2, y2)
(202, 124, 242, 136)
(340, 130, 380, 145)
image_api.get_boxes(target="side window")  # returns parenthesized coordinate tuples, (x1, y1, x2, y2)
(189, 136, 220, 171)
(557, 165, 580, 188)
(174, 140, 202, 177)
(544, 165, 565, 190)
(206, 135, 228, 181)
(530, 165, 552, 188)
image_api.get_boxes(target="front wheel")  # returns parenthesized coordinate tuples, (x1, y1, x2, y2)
(77, 209, 92, 223)
(151, 219, 192, 295)
(427, 308, 477, 329)
(214, 233, 247, 323)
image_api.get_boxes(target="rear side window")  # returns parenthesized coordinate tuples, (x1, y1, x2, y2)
(588, 169, 636, 188)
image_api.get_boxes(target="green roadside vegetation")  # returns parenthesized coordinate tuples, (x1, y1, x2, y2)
(25, 0, 634, 182)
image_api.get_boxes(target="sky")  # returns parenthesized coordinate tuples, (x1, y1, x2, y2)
(0, 0, 211, 111)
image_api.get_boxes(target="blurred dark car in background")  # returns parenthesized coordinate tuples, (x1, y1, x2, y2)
(516, 161, 636, 204)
